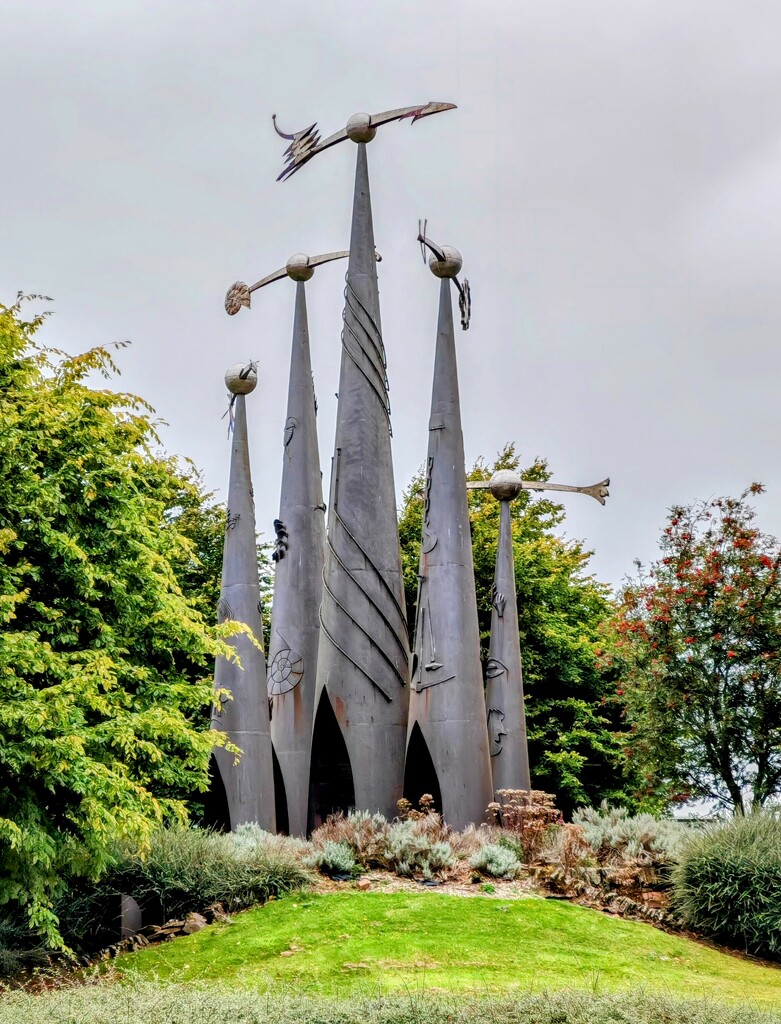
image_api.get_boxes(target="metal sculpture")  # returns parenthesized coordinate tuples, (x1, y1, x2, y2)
(272, 103, 456, 181)
(406, 229, 494, 830)
(210, 363, 276, 831)
(225, 250, 350, 836)
(274, 104, 455, 823)
(468, 469, 610, 793)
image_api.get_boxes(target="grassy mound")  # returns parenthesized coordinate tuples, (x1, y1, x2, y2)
(1, 984, 779, 1024)
(119, 891, 781, 1004)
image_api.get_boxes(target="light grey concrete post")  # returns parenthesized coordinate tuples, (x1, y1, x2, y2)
(211, 364, 276, 832)
(407, 237, 493, 830)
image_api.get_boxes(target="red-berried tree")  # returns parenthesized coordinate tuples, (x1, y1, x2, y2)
(610, 485, 781, 814)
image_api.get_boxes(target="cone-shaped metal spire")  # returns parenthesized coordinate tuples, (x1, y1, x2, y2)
(224, 248, 354, 835)
(467, 468, 610, 794)
(267, 283, 326, 836)
(486, 497, 530, 791)
(211, 367, 276, 830)
(407, 246, 493, 829)
(312, 143, 410, 823)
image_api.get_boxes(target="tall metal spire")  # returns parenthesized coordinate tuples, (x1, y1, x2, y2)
(210, 363, 275, 831)
(273, 103, 456, 823)
(225, 250, 354, 836)
(406, 231, 493, 830)
(469, 470, 610, 794)
(313, 144, 408, 822)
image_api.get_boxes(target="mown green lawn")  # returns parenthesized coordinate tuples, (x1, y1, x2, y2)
(121, 891, 781, 1004)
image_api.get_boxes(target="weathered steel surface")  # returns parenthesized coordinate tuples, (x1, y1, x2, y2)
(313, 143, 410, 820)
(485, 497, 530, 791)
(407, 266, 493, 829)
(267, 282, 326, 836)
(211, 382, 276, 831)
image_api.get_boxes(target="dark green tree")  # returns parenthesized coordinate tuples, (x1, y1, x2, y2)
(0, 297, 237, 945)
(399, 444, 632, 816)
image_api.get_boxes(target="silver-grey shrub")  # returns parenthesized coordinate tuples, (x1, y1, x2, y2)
(469, 843, 522, 880)
(380, 821, 456, 879)
(573, 802, 686, 866)
(304, 840, 358, 877)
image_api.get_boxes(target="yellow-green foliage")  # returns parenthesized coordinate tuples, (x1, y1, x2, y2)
(0, 297, 237, 945)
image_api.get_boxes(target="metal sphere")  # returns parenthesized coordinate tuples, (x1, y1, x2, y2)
(346, 112, 377, 143)
(428, 245, 463, 279)
(286, 252, 314, 282)
(225, 362, 258, 395)
(488, 469, 523, 502)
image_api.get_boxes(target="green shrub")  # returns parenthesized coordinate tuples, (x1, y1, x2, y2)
(574, 802, 686, 866)
(469, 843, 522, 880)
(0, 984, 778, 1024)
(304, 841, 358, 878)
(672, 811, 781, 958)
(60, 824, 309, 951)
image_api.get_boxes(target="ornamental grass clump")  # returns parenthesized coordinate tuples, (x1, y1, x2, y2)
(672, 811, 781, 959)
(1, 984, 779, 1024)
(469, 843, 522, 880)
(61, 824, 309, 952)
(0, 913, 49, 980)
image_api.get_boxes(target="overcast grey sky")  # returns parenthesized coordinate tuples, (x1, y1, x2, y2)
(3, 0, 780, 587)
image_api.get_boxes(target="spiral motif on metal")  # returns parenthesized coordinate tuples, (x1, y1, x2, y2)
(267, 637, 304, 696)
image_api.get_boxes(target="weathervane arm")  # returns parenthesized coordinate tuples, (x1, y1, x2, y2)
(417, 230, 447, 264)
(274, 102, 457, 181)
(227, 248, 373, 316)
(371, 102, 457, 127)
(418, 220, 471, 330)
(308, 250, 350, 269)
(247, 266, 290, 294)
(467, 477, 611, 505)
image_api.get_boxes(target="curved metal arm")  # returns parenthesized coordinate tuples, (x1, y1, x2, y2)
(248, 251, 350, 293)
(417, 219, 471, 331)
(418, 226, 447, 265)
(274, 102, 457, 181)
(467, 477, 611, 505)
(225, 249, 381, 316)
